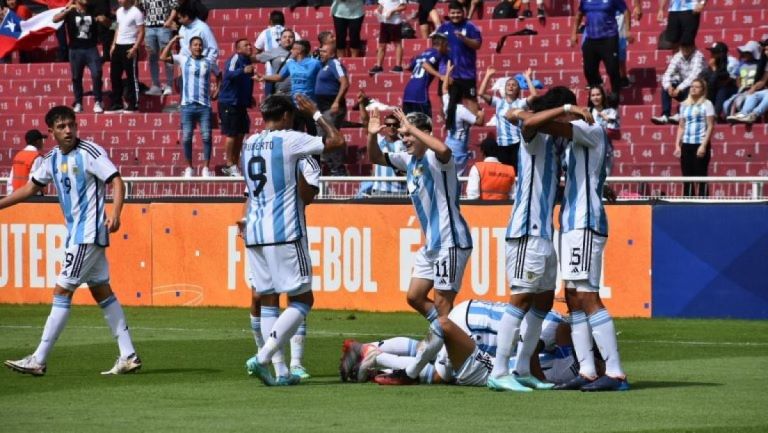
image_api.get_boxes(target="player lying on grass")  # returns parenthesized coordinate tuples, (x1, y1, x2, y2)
(339, 299, 600, 388)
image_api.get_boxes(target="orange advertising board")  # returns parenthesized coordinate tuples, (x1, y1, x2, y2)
(0, 202, 652, 317)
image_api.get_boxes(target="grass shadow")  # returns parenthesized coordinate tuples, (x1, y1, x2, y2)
(631, 380, 723, 390)
(139, 368, 222, 375)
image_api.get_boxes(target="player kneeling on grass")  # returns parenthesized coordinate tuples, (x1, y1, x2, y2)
(366, 108, 473, 386)
(243, 156, 321, 381)
(3, 106, 141, 377)
(339, 300, 589, 386)
(514, 88, 629, 392)
(241, 94, 344, 386)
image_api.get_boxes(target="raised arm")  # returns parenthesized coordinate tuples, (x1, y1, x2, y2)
(53, 1, 76, 23)
(522, 68, 539, 100)
(160, 34, 180, 64)
(365, 108, 388, 166)
(510, 105, 594, 140)
(393, 108, 452, 163)
(296, 94, 345, 154)
(477, 67, 496, 104)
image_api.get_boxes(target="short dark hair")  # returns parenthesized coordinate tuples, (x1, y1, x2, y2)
(530, 86, 577, 112)
(269, 10, 285, 26)
(260, 95, 295, 122)
(294, 40, 311, 55)
(176, 5, 196, 20)
(45, 105, 76, 127)
(235, 38, 249, 49)
(189, 36, 203, 47)
(281, 28, 295, 38)
(318, 31, 333, 44)
(480, 137, 498, 158)
(405, 112, 433, 132)
(448, 1, 464, 11)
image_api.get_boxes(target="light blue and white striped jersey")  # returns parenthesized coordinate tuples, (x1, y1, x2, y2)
(560, 120, 610, 235)
(680, 99, 714, 145)
(178, 18, 219, 63)
(385, 149, 472, 251)
(255, 24, 285, 52)
(442, 93, 477, 157)
(373, 135, 406, 194)
(492, 96, 528, 146)
(173, 54, 221, 107)
(31, 139, 119, 248)
(241, 129, 325, 246)
(667, 0, 696, 12)
(592, 107, 620, 130)
(506, 132, 561, 240)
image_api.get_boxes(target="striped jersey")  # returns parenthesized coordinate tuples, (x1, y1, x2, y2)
(31, 139, 119, 248)
(241, 129, 325, 246)
(506, 132, 561, 240)
(492, 96, 528, 146)
(680, 100, 714, 145)
(372, 135, 406, 194)
(560, 120, 610, 235)
(385, 149, 472, 251)
(173, 54, 220, 107)
(667, 0, 696, 12)
(254, 25, 284, 52)
(442, 93, 477, 156)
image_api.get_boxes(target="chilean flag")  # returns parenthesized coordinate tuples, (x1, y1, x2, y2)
(0, 8, 64, 58)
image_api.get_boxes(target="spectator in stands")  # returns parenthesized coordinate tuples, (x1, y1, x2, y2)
(442, 61, 485, 175)
(332, 0, 365, 57)
(437, 2, 483, 118)
(570, 0, 627, 105)
(161, 35, 221, 177)
(255, 29, 295, 97)
(722, 41, 762, 118)
(728, 40, 768, 124)
(167, 0, 208, 27)
(657, 0, 705, 51)
(466, 138, 516, 200)
(588, 85, 618, 174)
(311, 31, 335, 58)
(177, 5, 218, 63)
(53, 0, 111, 114)
(368, 113, 408, 195)
(142, 0, 175, 96)
(258, 40, 322, 135)
(651, 44, 705, 124)
(6, 129, 45, 195)
(219, 39, 256, 177)
(703, 42, 739, 119)
(0, 1, 31, 63)
(616, 0, 640, 88)
(106, 0, 144, 114)
(455, 0, 483, 20)
(369, 0, 407, 74)
(254, 10, 287, 56)
(415, 0, 441, 39)
(674, 78, 714, 197)
(315, 42, 350, 175)
(477, 67, 538, 167)
(93, 0, 114, 62)
(402, 32, 448, 116)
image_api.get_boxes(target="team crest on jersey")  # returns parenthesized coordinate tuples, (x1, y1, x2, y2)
(60, 163, 68, 173)
(71, 166, 79, 174)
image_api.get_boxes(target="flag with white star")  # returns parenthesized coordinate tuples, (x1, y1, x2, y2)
(0, 8, 64, 58)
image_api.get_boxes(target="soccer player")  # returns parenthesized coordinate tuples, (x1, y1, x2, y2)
(2, 106, 141, 376)
(519, 88, 629, 391)
(442, 61, 485, 176)
(402, 32, 448, 116)
(243, 94, 345, 386)
(244, 155, 321, 381)
(487, 88, 589, 392)
(366, 108, 473, 385)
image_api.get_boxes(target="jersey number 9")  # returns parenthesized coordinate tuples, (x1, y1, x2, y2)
(247, 156, 268, 197)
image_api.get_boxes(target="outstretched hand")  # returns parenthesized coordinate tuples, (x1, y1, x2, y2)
(368, 108, 384, 135)
(296, 94, 318, 116)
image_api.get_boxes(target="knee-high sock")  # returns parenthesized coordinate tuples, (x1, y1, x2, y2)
(290, 319, 306, 367)
(589, 308, 625, 378)
(514, 307, 547, 376)
(376, 353, 414, 370)
(99, 295, 136, 359)
(571, 310, 597, 378)
(32, 294, 72, 364)
(405, 308, 444, 379)
(376, 337, 420, 356)
(249, 314, 264, 350)
(257, 302, 310, 367)
(491, 304, 526, 378)
(258, 306, 288, 375)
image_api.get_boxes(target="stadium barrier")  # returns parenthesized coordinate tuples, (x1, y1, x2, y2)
(0, 202, 652, 317)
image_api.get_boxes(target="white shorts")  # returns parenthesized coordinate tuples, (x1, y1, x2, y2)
(454, 346, 493, 386)
(541, 345, 579, 385)
(506, 236, 558, 293)
(412, 246, 472, 292)
(247, 239, 312, 296)
(560, 229, 607, 292)
(56, 243, 110, 291)
(447, 300, 471, 335)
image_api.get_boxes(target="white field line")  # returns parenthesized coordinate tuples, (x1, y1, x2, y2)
(1, 324, 768, 347)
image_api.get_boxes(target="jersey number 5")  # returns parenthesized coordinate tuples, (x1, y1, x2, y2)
(247, 156, 267, 197)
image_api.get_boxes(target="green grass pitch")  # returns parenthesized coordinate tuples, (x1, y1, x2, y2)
(1, 305, 767, 433)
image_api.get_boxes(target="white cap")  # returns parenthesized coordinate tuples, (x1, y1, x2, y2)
(737, 41, 762, 59)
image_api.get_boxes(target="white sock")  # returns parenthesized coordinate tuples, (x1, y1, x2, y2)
(571, 310, 597, 378)
(249, 314, 264, 349)
(257, 302, 310, 366)
(376, 353, 414, 370)
(405, 308, 444, 379)
(259, 306, 280, 351)
(514, 308, 547, 376)
(272, 350, 289, 377)
(290, 320, 306, 368)
(376, 337, 419, 356)
(418, 363, 437, 384)
(589, 308, 625, 378)
(491, 304, 525, 378)
(99, 295, 136, 359)
(32, 294, 72, 364)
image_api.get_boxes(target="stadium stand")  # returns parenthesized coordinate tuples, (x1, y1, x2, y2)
(0, 1, 766, 190)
